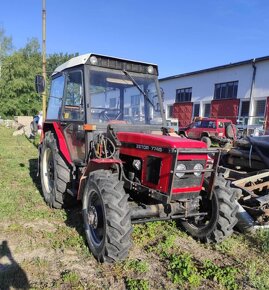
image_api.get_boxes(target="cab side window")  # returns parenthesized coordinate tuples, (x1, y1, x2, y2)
(194, 121, 201, 128)
(63, 71, 84, 121)
(47, 75, 65, 120)
(208, 121, 216, 129)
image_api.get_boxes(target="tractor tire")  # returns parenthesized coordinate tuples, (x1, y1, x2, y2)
(40, 131, 73, 209)
(179, 175, 238, 243)
(82, 170, 132, 263)
(201, 136, 212, 148)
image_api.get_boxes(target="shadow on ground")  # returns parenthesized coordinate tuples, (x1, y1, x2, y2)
(28, 158, 42, 196)
(0, 241, 30, 290)
(28, 158, 86, 249)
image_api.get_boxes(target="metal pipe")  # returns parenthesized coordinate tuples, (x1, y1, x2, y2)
(253, 225, 269, 230)
(42, 0, 47, 119)
(131, 204, 167, 220)
(131, 212, 207, 224)
(131, 202, 186, 220)
(248, 58, 256, 132)
(235, 201, 254, 232)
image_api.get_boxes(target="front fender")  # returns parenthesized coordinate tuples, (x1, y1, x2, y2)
(77, 159, 122, 200)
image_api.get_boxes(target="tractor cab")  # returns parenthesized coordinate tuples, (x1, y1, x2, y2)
(43, 54, 165, 164)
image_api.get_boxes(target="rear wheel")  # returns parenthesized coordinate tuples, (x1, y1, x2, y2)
(40, 131, 73, 208)
(179, 176, 238, 243)
(82, 170, 132, 262)
(201, 136, 212, 148)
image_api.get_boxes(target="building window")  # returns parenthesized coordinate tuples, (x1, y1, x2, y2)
(253, 99, 266, 125)
(214, 81, 238, 100)
(167, 105, 173, 118)
(132, 107, 139, 116)
(193, 104, 200, 117)
(239, 100, 250, 126)
(109, 98, 116, 108)
(255, 100, 266, 116)
(131, 95, 140, 106)
(124, 108, 129, 115)
(241, 101, 250, 116)
(176, 87, 192, 102)
(204, 103, 211, 117)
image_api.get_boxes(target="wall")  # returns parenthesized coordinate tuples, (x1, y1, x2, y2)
(160, 59, 269, 120)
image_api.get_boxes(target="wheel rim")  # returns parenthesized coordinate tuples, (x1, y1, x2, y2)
(42, 148, 54, 193)
(87, 191, 105, 247)
(188, 192, 215, 230)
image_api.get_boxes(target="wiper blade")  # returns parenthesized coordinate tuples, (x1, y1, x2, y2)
(123, 70, 154, 107)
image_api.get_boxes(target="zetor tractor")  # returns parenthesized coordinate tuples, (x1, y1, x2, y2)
(36, 54, 238, 262)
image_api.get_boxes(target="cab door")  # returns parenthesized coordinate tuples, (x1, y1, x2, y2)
(62, 70, 86, 163)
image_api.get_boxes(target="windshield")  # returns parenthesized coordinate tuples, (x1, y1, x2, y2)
(89, 68, 163, 125)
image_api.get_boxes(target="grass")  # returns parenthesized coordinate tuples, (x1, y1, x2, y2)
(1, 125, 269, 289)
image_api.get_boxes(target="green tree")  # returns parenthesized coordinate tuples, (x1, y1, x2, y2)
(0, 27, 13, 62)
(0, 38, 42, 117)
(0, 35, 78, 118)
(46, 52, 78, 77)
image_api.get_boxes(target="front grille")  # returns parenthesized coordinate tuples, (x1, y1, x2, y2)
(173, 160, 206, 189)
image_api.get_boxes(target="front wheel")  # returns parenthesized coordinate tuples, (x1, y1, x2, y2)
(82, 170, 132, 262)
(179, 176, 238, 243)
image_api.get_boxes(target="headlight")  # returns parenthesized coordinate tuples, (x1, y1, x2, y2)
(175, 163, 186, 178)
(90, 56, 98, 65)
(193, 163, 203, 176)
(147, 65, 154, 74)
(132, 159, 141, 171)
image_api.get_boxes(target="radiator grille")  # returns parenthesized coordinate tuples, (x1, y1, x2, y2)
(173, 160, 206, 189)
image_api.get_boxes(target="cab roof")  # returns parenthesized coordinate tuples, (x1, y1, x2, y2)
(52, 53, 158, 76)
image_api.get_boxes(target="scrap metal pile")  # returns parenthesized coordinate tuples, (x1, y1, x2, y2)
(219, 135, 269, 231)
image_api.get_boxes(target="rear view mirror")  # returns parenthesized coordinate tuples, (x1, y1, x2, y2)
(35, 75, 45, 94)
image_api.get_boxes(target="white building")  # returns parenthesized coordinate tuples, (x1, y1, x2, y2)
(159, 56, 269, 131)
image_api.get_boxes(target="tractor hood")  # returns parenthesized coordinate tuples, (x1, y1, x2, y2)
(117, 132, 207, 150)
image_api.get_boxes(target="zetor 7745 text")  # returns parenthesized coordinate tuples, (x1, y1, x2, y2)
(35, 54, 238, 262)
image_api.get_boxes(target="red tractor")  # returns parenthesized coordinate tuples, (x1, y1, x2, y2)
(36, 54, 238, 262)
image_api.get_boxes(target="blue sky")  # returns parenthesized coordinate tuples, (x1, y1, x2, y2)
(1, 0, 269, 78)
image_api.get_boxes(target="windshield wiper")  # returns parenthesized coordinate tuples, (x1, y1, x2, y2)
(123, 70, 155, 108)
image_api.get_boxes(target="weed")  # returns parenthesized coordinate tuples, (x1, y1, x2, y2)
(126, 278, 150, 290)
(32, 257, 49, 269)
(255, 229, 269, 252)
(124, 259, 149, 273)
(152, 234, 177, 257)
(201, 259, 238, 290)
(167, 253, 201, 287)
(247, 260, 269, 290)
(132, 222, 162, 246)
(61, 270, 82, 288)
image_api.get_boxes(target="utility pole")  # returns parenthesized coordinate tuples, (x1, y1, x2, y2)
(42, 0, 47, 119)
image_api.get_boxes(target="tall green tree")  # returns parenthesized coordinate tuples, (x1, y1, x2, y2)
(0, 34, 78, 118)
(46, 52, 78, 78)
(0, 38, 42, 117)
(0, 27, 13, 62)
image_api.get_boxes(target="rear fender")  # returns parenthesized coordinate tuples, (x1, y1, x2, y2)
(77, 159, 122, 200)
(42, 122, 72, 165)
